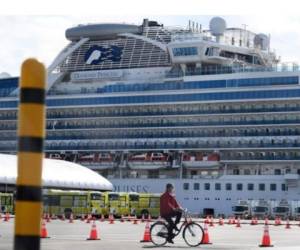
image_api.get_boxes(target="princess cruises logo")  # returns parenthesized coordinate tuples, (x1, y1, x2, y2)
(84, 45, 123, 65)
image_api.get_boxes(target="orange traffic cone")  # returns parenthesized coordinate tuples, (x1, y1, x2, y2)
(46, 213, 51, 223)
(236, 217, 241, 228)
(87, 221, 100, 240)
(3, 212, 9, 222)
(218, 217, 224, 226)
(140, 221, 151, 242)
(232, 217, 236, 224)
(201, 223, 212, 244)
(147, 214, 151, 222)
(141, 214, 145, 223)
(274, 217, 280, 226)
(277, 217, 281, 226)
(109, 214, 114, 224)
(209, 217, 214, 227)
(251, 217, 256, 225)
(40, 220, 50, 238)
(285, 219, 291, 229)
(69, 213, 74, 223)
(86, 214, 91, 223)
(228, 217, 232, 225)
(120, 215, 125, 223)
(133, 216, 138, 224)
(204, 216, 209, 224)
(264, 218, 269, 225)
(100, 214, 105, 222)
(259, 225, 273, 247)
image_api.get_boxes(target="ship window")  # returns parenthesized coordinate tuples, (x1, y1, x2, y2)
(281, 183, 287, 191)
(193, 183, 200, 190)
(259, 183, 265, 191)
(215, 183, 221, 190)
(247, 183, 254, 191)
(270, 183, 277, 191)
(244, 169, 251, 175)
(274, 169, 281, 175)
(173, 47, 198, 57)
(183, 183, 189, 190)
(225, 183, 232, 191)
(233, 169, 240, 175)
(204, 183, 210, 190)
(236, 183, 243, 191)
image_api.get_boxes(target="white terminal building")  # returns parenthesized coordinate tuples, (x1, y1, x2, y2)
(0, 154, 113, 192)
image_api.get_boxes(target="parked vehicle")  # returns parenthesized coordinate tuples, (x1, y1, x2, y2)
(43, 189, 105, 218)
(251, 200, 271, 219)
(290, 200, 300, 220)
(271, 199, 292, 219)
(137, 193, 160, 218)
(232, 200, 251, 218)
(104, 192, 160, 217)
(0, 192, 14, 214)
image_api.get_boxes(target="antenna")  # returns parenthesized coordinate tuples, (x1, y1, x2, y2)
(242, 24, 248, 47)
(242, 24, 248, 30)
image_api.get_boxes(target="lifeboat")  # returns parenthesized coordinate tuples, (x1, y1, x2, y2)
(77, 153, 96, 162)
(77, 153, 114, 170)
(182, 152, 220, 168)
(98, 153, 113, 162)
(48, 153, 63, 160)
(128, 152, 170, 170)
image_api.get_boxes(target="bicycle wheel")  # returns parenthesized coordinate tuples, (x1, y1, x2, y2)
(183, 222, 204, 247)
(150, 221, 168, 246)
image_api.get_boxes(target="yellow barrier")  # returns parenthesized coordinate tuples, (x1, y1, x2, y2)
(14, 59, 46, 250)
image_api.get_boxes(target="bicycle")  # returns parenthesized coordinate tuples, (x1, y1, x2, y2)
(150, 209, 204, 247)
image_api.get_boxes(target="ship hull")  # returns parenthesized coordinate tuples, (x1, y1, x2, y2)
(110, 176, 300, 216)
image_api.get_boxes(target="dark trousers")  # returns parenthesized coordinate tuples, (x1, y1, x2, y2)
(162, 211, 182, 239)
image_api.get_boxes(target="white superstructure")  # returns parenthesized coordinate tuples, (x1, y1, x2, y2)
(0, 17, 299, 216)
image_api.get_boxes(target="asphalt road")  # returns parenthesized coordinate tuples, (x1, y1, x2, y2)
(1, 218, 300, 250)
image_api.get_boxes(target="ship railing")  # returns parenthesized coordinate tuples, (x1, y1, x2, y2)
(42, 119, 300, 130)
(40, 106, 300, 120)
(2, 142, 300, 151)
(165, 63, 300, 78)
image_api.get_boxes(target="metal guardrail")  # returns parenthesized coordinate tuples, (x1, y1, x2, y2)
(166, 63, 300, 78)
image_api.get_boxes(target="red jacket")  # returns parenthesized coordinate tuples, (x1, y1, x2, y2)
(160, 191, 179, 216)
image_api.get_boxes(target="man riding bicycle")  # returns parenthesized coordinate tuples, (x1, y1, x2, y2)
(160, 183, 183, 244)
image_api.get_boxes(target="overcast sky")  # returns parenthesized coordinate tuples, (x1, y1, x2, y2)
(1, 13, 300, 76)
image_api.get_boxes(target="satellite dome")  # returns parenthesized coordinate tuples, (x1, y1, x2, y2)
(0, 72, 11, 79)
(209, 17, 227, 36)
(254, 33, 269, 50)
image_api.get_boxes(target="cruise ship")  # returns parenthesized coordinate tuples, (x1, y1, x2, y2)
(1, 17, 300, 216)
